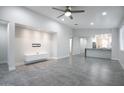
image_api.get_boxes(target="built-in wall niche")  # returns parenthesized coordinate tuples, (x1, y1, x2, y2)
(32, 43, 41, 47)
(15, 26, 55, 66)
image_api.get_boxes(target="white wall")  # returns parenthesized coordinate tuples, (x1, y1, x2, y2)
(74, 29, 113, 37)
(80, 38, 87, 54)
(57, 27, 72, 58)
(119, 25, 124, 68)
(119, 51, 124, 68)
(73, 28, 119, 60)
(120, 26, 124, 51)
(0, 6, 73, 70)
(111, 29, 119, 60)
(50, 33, 57, 59)
(0, 23, 7, 64)
(86, 37, 93, 48)
(72, 37, 80, 55)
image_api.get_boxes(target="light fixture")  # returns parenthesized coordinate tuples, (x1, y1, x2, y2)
(92, 37, 96, 42)
(61, 18, 64, 21)
(102, 12, 107, 16)
(90, 22, 94, 26)
(65, 11, 71, 17)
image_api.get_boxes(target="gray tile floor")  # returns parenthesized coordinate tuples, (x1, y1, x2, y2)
(0, 55, 124, 86)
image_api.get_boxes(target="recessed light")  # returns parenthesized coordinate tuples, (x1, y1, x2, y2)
(61, 18, 64, 21)
(102, 12, 107, 16)
(90, 22, 94, 25)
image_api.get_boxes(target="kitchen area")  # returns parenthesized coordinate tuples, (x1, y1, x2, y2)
(85, 48, 111, 59)
(82, 33, 112, 59)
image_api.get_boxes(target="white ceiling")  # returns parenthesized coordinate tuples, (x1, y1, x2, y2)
(26, 6, 124, 29)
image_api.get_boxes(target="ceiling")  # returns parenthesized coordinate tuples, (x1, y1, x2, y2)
(26, 6, 124, 29)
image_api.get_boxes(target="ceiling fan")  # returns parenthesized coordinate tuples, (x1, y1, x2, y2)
(52, 6, 85, 20)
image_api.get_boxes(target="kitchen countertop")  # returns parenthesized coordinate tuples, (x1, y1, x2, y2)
(85, 48, 112, 51)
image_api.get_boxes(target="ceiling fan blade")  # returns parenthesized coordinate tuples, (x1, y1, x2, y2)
(69, 15, 73, 20)
(52, 7, 65, 12)
(57, 14, 65, 18)
(71, 10, 85, 13)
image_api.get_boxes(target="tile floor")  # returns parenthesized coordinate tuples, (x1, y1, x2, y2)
(0, 55, 124, 86)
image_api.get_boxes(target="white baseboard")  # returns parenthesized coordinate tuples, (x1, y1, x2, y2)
(0, 61, 7, 64)
(49, 57, 58, 60)
(9, 66, 16, 71)
(57, 55, 70, 59)
(16, 61, 24, 66)
(119, 61, 124, 69)
(72, 53, 80, 55)
(50, 55, 70, 60)
(111, 58, 120, 61)
(58, 54, 82, 59)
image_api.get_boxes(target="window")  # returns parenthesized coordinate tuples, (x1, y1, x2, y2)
(92, 34, 112, 49)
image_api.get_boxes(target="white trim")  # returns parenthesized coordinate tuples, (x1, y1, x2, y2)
(111, 58, 120, 61)
(58, 54, 82, 59)
(9, 66, 16, 71)
(0, 61, 7, 64)
(49, 57, 58, 60)
(72, 53, 80, 55)
(119, 61, 124, 69)
(15, 61, 25, 66)
(57, 55, 70, 59)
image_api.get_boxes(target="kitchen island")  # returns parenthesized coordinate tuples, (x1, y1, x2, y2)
(85, 48, 112, 59)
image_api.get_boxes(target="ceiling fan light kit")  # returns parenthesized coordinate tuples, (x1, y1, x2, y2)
(65, 11, 71, 17)
(52, 6, 85, 20)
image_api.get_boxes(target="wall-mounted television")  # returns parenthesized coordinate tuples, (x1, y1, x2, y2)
(32, 43, 41, 47)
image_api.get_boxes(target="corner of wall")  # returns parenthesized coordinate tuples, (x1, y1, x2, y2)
(9, 66, 16, 71)
(119, 51, 124, 69)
